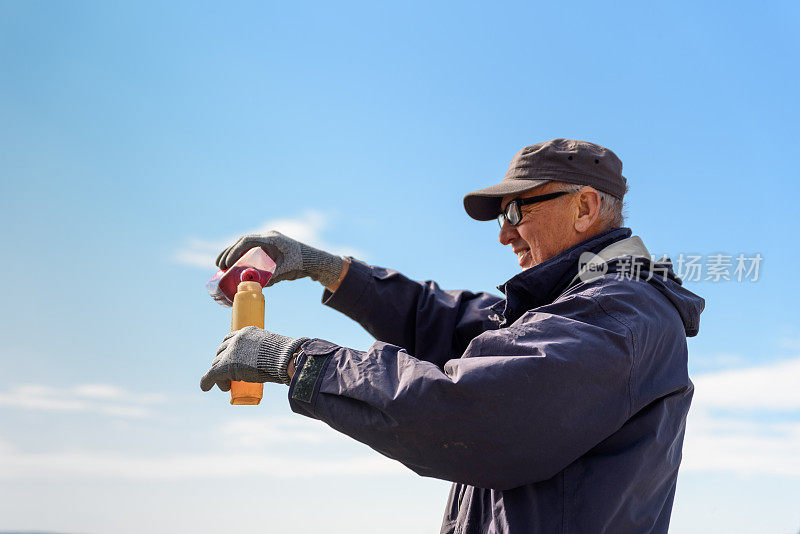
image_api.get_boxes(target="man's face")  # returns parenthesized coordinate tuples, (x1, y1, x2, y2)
(498, 183, 580, 269)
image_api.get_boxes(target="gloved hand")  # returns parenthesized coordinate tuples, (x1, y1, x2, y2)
(200, 326, 309, 392)
(215, 231, 343, 288)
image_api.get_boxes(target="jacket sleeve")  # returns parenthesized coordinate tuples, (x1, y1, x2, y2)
(321, 258, 503, 367)
(289, 288, 636, 490)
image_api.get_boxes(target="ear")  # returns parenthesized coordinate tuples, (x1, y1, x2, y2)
(573, 187, 601, 233)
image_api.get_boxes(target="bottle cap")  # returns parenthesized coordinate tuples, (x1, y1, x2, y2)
(236, 281, 263, 293)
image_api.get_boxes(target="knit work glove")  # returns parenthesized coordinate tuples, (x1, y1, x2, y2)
(215, 231, 343, 288)
(200, 326, 309, 392)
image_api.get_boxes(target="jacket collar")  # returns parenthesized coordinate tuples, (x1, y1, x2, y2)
(494, 227, 633, 326)
(568, 235, 651, 287)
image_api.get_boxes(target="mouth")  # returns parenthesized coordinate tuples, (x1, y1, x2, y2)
(514, 248, 531, 267)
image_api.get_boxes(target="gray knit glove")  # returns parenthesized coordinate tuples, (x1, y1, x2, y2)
(200, 326, 309, 392)
(215, 231, 343, 288)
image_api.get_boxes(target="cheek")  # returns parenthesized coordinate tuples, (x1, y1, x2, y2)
(518, 225, 546, 255)
(519, 212, 570, 256)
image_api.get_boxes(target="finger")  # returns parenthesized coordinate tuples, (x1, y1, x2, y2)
(219, 380, 231, 392)
(223, 331, 237, 342)
(215, 342, 229, 357)
(219, 238, 243, 269)
(200, 369, 217, 392)
(216, 246, 232, 269)
(201, 362, 235, 392)
(221, 237, 258, 269)
(259, 242, 285, 268)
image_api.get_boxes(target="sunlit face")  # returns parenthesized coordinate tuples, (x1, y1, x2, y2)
(498, 183, 581, 269)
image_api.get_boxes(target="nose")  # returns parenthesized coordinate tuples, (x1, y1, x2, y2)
(498, 219, 518, 246)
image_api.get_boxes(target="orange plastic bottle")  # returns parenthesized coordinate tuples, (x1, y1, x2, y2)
(229, 279, 265, 405)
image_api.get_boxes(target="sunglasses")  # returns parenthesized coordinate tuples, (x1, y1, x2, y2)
(497, 191, 572, 228)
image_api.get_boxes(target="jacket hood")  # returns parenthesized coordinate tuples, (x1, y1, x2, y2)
(496, 228, 705, 336)
(625, 256, 705, 337)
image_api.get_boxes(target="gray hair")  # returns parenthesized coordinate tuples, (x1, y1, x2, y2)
(554, 182, 628, 229)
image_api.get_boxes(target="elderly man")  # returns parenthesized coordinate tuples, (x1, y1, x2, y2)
(202, 139, 704, 533)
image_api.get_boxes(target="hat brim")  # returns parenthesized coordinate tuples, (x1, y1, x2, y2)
(463, 179, 552, 221)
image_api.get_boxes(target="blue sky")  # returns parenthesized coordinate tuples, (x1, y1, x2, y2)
(1, 1, 799, 532)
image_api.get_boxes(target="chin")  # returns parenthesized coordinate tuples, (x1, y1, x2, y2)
(523, 255, 543, 269)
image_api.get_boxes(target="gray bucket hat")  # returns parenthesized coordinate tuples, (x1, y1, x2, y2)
(463, 138, 628, 221)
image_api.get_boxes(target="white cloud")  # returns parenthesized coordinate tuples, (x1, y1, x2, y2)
(0, 383, 165, 418)
(682, 357, 800, 476)
(779, 334, 800, 351)
(0, 415, 407, 480)
(690, 357, 800, 411)
(71, 383, 128, 399)
(220, 416, 350, 447)
(691, 352, 746, 369)
(0, 416, 405, 480)
(0, 445, 405, 480)
(174, 209, 368, 268)
(682, 415, 800, 476)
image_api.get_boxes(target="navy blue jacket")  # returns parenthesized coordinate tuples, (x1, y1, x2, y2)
(288, 227, 704, 533)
